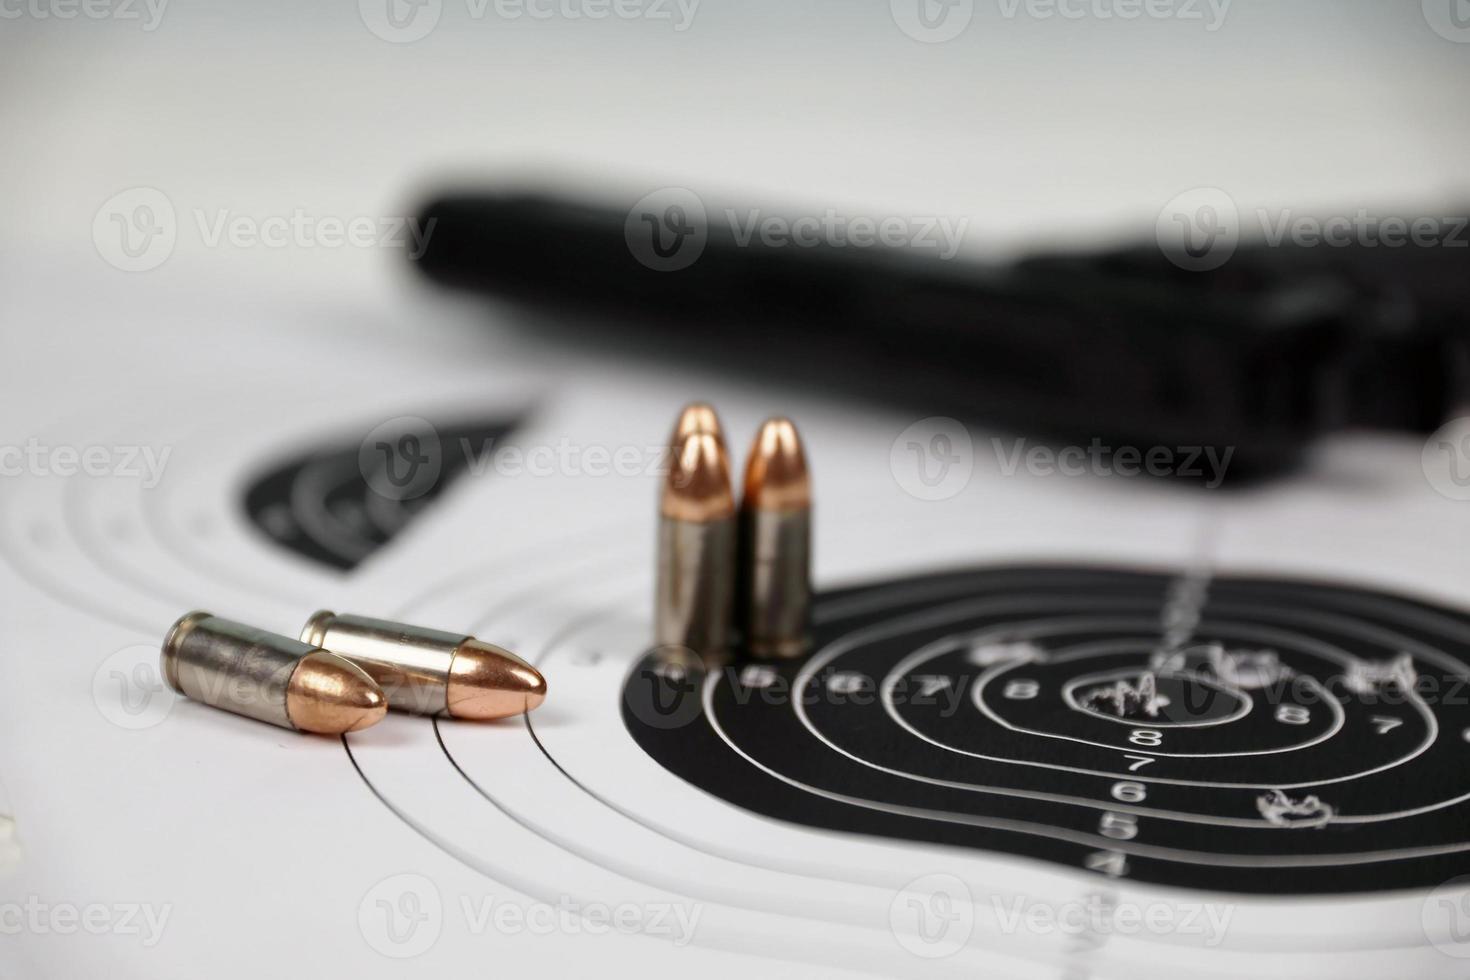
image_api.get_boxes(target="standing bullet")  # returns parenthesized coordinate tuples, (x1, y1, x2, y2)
(162, 612, 388, 735)
(738, 418, 812, 659)
(301, 612, 547, 720)
(656, 430, 737, 660)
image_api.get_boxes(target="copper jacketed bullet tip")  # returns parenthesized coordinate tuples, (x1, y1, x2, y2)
(671, 402, 726, 449)
(743, 417, 811, 512)
(662, 432, 736, 523)
(286, 652, 389, 735)
(446, 640, 548, 721)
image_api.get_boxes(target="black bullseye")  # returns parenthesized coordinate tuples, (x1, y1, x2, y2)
(1064, 668, 1250, 726)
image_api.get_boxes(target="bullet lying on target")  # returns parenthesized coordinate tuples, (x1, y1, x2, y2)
(162, 612, 388, 735)
(301, 612, 547, 720)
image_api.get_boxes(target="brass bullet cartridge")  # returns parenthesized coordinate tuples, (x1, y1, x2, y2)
(161, 612, 388, 735)
(655, 430, 737, 660)
(301, 612, 546, 720)
(738, 418, 812, 659)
